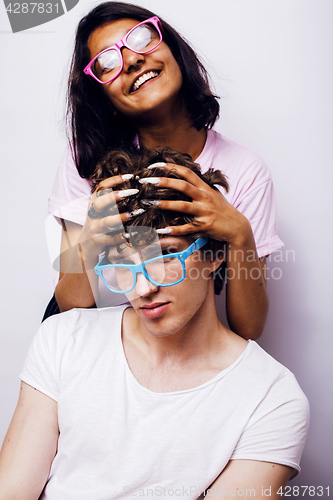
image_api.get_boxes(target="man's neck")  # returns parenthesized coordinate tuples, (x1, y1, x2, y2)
(138, 297, 224, 363)
(122, 289, 247, 393)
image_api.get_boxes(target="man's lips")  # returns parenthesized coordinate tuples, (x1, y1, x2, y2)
(130, 70, 160, 93)
(140, 302, 170, 319)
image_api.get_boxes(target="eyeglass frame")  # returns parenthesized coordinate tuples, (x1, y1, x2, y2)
(83, 16, 163, 85)
(94, 236, 209, 294)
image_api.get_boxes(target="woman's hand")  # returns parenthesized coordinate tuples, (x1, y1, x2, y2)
(55, 174, 143, 312)
(142, 164, 250, 245)
(78, 174, 142, 259)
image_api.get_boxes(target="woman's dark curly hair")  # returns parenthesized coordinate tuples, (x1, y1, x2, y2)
(91, 147, 228, 294)
(67, 1, 220, 179)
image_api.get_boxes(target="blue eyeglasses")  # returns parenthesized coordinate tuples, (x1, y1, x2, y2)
(94, 237, 208, 293)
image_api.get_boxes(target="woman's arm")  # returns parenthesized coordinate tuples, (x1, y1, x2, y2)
(224, 217, 268, 340)
(55, 220, 97, 312)
(145, 165, 268, 340)
(0, 382, 58, 500)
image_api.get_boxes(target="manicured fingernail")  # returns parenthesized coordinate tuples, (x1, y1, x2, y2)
(141, 199, 161, 207)
(97, 188, 113, 197)
(118, 188, 139, 198)
(147, 162, 167, 170)
(122, 174, 134, 180)
(138, 178, 160, 185)
(118, 242, 128, 250)
(156, 228, 173, 234)
(126, 208, 145, 218)
(121, 231, 138, 239)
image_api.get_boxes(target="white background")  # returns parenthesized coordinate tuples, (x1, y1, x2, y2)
(0, 0, 332, 493)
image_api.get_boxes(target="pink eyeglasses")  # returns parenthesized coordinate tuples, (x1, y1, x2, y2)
(83, 16, 163, 85)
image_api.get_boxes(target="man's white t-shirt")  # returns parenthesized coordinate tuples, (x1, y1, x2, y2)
(20, 306, 309, 500)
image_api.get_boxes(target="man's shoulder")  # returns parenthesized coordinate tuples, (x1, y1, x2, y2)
(41, 306, 126, 345)
(240, 342, 308, 404)
(242, 341, 292, 380)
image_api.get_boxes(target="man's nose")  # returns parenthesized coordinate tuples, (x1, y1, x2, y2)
(122, 47, 145, 73)
(135, 272, 159, 297)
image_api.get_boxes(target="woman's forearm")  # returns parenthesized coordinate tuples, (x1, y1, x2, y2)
(53, 220, 101, 312)
(55, 242, 98, 312)
(225, 218, 268, 340)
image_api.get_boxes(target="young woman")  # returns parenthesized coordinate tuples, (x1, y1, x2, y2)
(47, 1, 283, 340)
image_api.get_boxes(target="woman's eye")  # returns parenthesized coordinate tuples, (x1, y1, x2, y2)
(127, 25, 153, 50)
(97, 50, 119, 72)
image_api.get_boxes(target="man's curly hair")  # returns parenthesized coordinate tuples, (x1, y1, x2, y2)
(90, 147, 229, 294)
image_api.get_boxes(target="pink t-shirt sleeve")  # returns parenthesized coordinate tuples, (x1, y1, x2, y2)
(199, 131, 284, 258)
(48, 147, 91, 226)
(230, 156, 284, 258)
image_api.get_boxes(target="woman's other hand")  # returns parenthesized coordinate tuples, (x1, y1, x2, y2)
(78, 174, 142, 261)
(55, 174, 142, 312)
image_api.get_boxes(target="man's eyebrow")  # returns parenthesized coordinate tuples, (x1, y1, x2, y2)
(108, 246, 135, 261)
(160, 242, 182, 252)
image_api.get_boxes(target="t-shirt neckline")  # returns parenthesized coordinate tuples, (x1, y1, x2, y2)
(117, 306, 252, 397)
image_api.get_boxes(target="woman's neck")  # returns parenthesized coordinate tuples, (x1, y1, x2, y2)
(137, 113, 207, 161)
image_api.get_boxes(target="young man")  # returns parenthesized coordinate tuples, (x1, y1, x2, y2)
(0, 149, 309, 499)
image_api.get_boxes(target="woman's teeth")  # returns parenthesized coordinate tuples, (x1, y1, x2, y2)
(132, 71, 159, 92)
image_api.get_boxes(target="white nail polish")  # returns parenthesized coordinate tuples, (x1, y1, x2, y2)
(147, 162, 167, 170)
(127, 208, 145, 218)
(138, 178, 159, 185)
(118, 188, 139, 198)
(141, 200, 161, 206)
(122, 174, 134, 180)
(121, 231, 138, 239)
(156, 228, 173, 234)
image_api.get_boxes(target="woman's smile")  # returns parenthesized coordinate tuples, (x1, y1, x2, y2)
(130, 70, 161, 93)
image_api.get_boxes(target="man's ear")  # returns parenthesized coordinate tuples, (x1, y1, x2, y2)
(207, 249, 225, 275)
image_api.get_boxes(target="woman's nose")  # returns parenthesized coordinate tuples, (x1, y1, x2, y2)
(135, 272, 159, 297)
(122, 47, 145, 73)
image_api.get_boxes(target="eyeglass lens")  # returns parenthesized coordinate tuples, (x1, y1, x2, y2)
(101, 256, 184, 293)
(92, 23, 161, 83)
